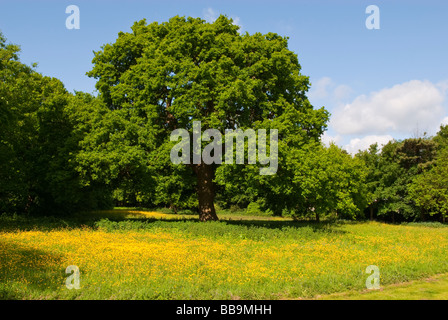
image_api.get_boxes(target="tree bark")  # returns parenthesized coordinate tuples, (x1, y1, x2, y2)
(194, 163, 219, 221)
(420, 207, 425, 221)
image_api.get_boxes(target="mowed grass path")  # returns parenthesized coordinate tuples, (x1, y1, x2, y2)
(1, 210, 448, 299)
(315, 273, 448, 300)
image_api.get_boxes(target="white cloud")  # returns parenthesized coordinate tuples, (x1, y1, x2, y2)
(321, 131, 341, 147)
(442, 116, 448, 126)
(438, 80, 448, 94)
(202, 8, 242, 32)
(332, 80, 447, 136)
(344, 135, 394, 155)
(203, 8, 218, 23)
(231, 16, 243, 32)
(333, 84, 353, 101)
(308, 77, 353, 104)
(308, 77, 332, 101)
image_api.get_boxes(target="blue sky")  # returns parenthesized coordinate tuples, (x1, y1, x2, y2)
(1, 0, 447, 153)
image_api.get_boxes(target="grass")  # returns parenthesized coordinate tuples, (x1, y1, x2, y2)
(1, 209, 448, 300)
(88, 208, 294, 222)
(314, 273, 448, 300)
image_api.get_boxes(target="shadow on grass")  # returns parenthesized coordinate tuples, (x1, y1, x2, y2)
(0, 210, 348, 237)
(0, 240, 65, 300)
(92, 216, 349, 240)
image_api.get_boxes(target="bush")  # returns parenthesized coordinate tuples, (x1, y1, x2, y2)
(230, 205, 241, 213)
(246, 202, 261, 215)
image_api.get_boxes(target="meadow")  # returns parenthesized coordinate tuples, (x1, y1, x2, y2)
(1, 209, 448, 300)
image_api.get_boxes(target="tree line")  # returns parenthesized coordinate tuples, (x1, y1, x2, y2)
(1, 16, 447, 222)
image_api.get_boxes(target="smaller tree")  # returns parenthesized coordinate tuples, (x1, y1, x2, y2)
(408, 126, 448, 222)
(433, 124, 448, 151)
(356, 143, 381, 220)
(291, 143, 368, 222)
(0, 33, 113, 215)
(372, 137, 437, 222)
(408, 150, 448, 222)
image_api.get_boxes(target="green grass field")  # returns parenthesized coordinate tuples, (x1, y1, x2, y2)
(1, 209, 448, 300)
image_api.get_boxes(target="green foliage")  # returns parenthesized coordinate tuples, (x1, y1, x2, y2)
(433, 124, 448, 151)
(358, 131, 446, 222)
(246, 202, 261, 215)
(406, 125, 448, 221)
(379, 138, 438, 220)
(408, 149, 448, 219)
(356, 144, 381, 206)
(84, 15, 330, 218)
(0, 33, 112, 215)
(292, 143, 368, 220)
(5, 21, 448, 222)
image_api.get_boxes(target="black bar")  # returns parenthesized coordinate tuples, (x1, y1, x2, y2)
(0, 299, 441, 318)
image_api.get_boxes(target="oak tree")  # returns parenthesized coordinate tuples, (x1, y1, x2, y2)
(86, 15, 328, 221)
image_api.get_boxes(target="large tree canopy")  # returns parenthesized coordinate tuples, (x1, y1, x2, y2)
(85, 15, 329, 221)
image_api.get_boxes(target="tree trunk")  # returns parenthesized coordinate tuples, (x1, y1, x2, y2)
(315, 211, 320, 223)
(370, 205, 374, 221)
(420, 207, 425, 221)
(195, 163, 219, 221)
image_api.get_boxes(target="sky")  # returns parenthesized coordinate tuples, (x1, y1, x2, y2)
(1, 0, 447, 154)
